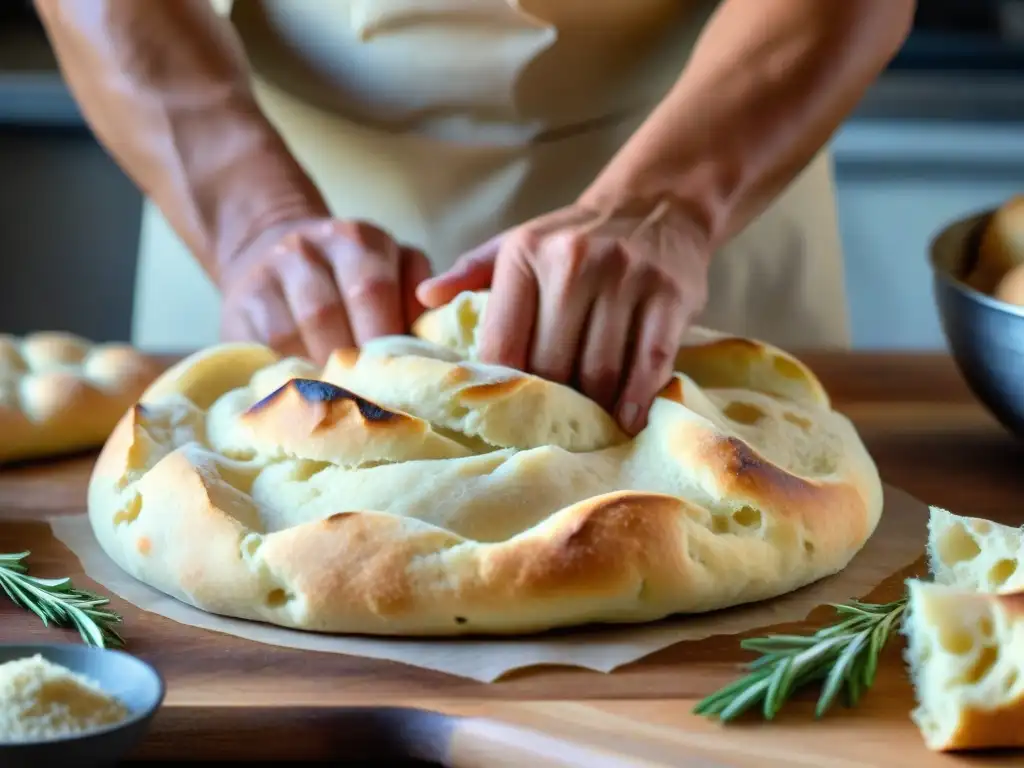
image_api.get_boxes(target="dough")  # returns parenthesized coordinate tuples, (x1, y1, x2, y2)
(86, 290, 884, 636)
(0, 332, 162, 464)
(904, 507, 1024, 751)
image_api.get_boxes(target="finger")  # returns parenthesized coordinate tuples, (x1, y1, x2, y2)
(399, 246, 433, 328)
(528, 233, 600, 385)
(323, 221, 405, 345)
(220, 299, 255, 344)
(577, 286, 639, 412)
(239, 279, 309, 359)
(415, 235, 500, 307)
(615, 290, 689, 435)
(275, 239, 356, 364)
(476, 235, 538, 371)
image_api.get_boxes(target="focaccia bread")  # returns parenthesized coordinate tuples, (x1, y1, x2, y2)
(86, 290, 884, 636)
(0, 332, 162, 464)
(904, 507, 1024, 752)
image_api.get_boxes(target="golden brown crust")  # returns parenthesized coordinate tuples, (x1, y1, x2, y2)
(320, 344, 628, 453)
(672, 334, 831, 410)
(87, 290, 884, 636)
(209, 375, 473, 466)
(0, 332, 162, 463)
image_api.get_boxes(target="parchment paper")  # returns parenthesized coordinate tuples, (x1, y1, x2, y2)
(49, 483, 928, 683)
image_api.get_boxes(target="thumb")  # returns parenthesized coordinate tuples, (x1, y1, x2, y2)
(416, 236, 501, 308)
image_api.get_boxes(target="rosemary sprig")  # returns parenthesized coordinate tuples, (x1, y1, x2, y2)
(0, 551, 124, 649)
(693, 597, 908, 722)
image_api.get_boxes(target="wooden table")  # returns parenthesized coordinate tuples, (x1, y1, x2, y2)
(3, 352, 1024, 766)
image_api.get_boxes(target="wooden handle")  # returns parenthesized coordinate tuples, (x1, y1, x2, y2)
(446, 717, 665, 768)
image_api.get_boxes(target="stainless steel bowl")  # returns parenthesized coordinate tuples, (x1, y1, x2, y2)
(930, 207, 1024, 438)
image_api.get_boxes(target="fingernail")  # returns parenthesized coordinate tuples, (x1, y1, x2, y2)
(620, 402, 639, 432)
(417, 278, 442, 297)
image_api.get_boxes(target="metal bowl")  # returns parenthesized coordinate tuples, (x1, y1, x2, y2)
(929, 207, 1024, 437)
(0, 643, 164, 768)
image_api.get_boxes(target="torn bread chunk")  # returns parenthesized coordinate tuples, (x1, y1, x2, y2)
(927, 506, 1024, 593)
(904, 579, 1024, 752)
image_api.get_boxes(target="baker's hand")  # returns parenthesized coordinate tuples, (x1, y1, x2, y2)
(219, 218, 432, 364)
(416, 201, 710, 434)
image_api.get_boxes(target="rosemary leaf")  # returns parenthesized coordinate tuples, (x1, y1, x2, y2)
(844, 670, 862, 708)
(693, 596, 908, 723)
(746, 653, 787, 672)
(718, 675, 773, 722)
(815, 630, 870, 717)
(742, 635, 821, 653)
(865, 602, 906, 687)
(763, 656, 795, 719)
(0, 551, 124, 649)
(692, 670, 770, 716)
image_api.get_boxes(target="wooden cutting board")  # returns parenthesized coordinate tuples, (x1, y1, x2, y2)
(3, 352, 1024, 766)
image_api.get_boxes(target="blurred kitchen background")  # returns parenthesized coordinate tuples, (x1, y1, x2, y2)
(4, 0, 1024, 350)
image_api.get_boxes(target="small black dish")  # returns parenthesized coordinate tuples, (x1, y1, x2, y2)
(0, 643, 164, 768)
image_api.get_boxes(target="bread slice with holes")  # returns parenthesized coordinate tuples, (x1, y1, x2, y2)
(927, 506, 1024, 593)
(0, 332, 162, 464)
(904, 578, 1024, 752)
(86, 290, 884, 636)
(902, 507, 1024, 751)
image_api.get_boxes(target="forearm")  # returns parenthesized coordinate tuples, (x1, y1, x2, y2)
(33, 0, 327, 281)
(580, 0, 915, 251)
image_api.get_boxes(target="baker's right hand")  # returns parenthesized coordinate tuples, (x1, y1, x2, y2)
(218, 218, 432, 364)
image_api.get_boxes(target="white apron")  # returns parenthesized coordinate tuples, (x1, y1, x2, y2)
(132, 0, 850, 352)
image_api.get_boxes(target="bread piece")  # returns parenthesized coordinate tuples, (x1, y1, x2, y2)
(926, 506, 1024, 594)
(87, 290, 884, 636)
(965, 196, 1024, 294)
(901, 507, 1024, 751)
(994, 263, 1024, 307)
(904, 579, 1024, 752)
(0, 332, 162, 464)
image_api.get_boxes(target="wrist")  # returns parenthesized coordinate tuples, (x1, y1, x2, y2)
(578, 83, 748, 256)
(578, 145, 734, 255)
(577, 180, 720, 257)
(208, 128, 330, 284)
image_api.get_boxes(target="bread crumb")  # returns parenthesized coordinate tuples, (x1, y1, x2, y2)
(0, 654, 130, 742)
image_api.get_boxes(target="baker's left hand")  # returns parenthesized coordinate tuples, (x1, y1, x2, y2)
(416, 201, 711, 435)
